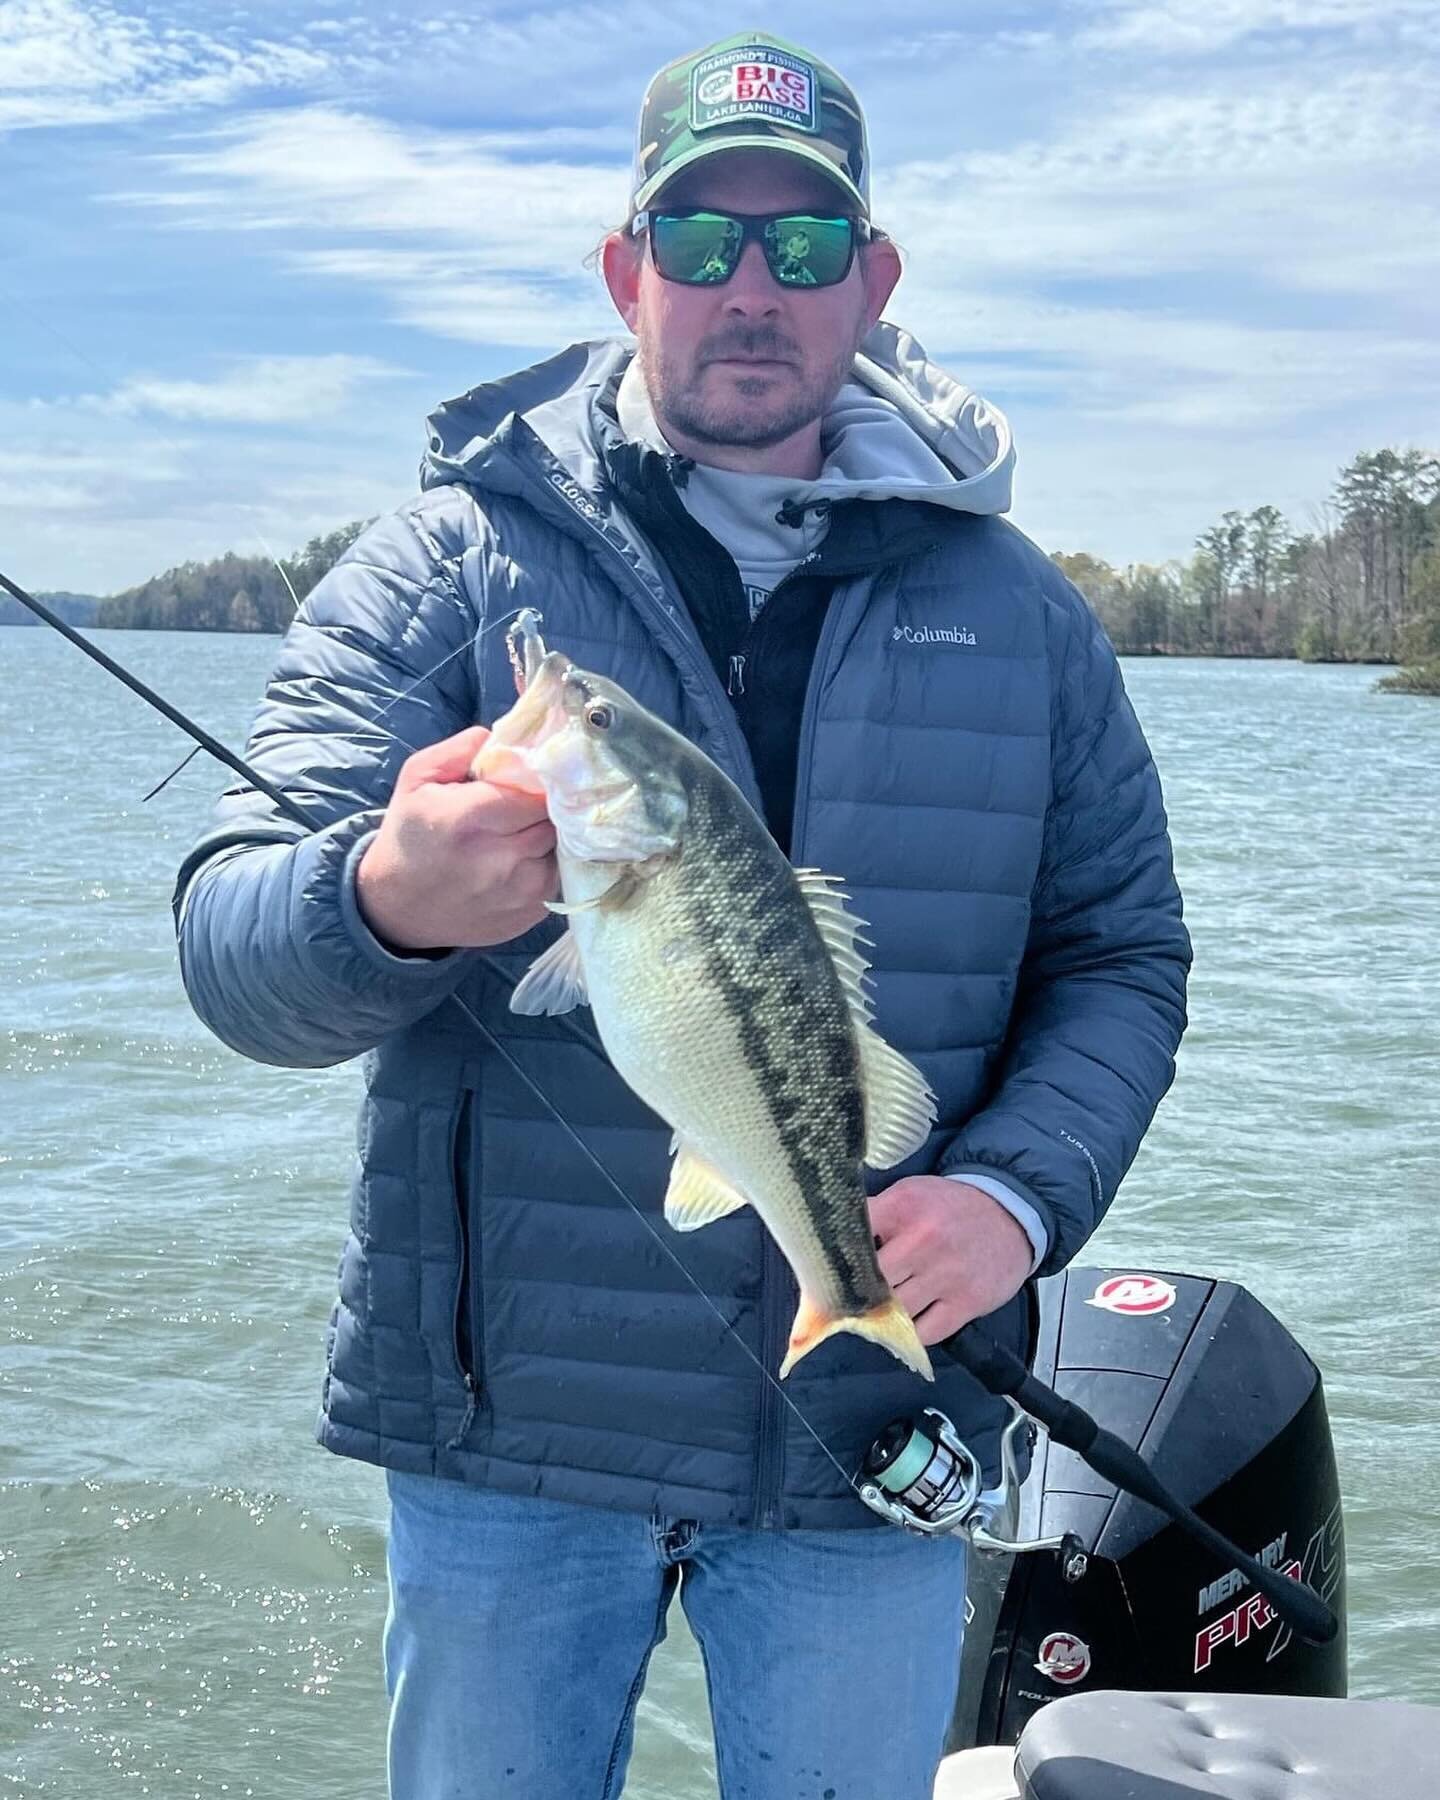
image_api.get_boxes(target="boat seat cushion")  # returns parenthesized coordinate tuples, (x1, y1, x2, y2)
(1016, 1690, 1440, 1800)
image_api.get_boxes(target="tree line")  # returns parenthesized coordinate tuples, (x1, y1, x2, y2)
(1051, 447, 1440, 692)
(10, 448, 1439, 695)
(95, 521, 375, 634)
(0, 590, 100, 627)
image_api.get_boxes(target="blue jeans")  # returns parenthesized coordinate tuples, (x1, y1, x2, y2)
(384, 1471, 967, 1800)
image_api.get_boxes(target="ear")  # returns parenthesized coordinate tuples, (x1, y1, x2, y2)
(602, 229, 644, 333)
(861, 234, 902, 331)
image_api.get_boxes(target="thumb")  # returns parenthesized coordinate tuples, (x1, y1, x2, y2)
(395, 725, 490, 792)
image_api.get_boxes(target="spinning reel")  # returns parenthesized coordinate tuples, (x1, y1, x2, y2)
(858, 1402, 1088, 1580)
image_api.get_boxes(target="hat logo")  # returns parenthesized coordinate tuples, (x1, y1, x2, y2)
(690, 44, 819, 135)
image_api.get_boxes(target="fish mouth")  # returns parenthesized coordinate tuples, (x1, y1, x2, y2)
(473, 611, 574, 794)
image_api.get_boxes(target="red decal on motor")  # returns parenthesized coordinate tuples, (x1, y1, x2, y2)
(1087, 1274, 1177, 1316)
(1036, 1631, 1092, 1686)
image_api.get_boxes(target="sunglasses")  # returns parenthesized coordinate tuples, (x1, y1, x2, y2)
(630, 208, 872, 289)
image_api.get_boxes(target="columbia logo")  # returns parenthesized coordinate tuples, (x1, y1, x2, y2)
(891, 623, 977, 647)
(548, 469, 603, 523)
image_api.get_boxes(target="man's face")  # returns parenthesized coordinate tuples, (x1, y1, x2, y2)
(604, 149, 899, 455)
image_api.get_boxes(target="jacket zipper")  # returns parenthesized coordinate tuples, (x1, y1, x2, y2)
(513, 434, 764, 813)
(731, 550, 822, 710)
(750, 571, 859, 1531)
(449, 1090, 481, 1440)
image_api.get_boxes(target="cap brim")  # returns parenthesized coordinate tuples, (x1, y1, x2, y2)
(633, 137, 867, 218)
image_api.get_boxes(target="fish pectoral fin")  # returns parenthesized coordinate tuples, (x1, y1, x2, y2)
(780, 1294, 934, 1381)
(508, 927, 589, 1016)
(662, 1145, 751, 1232)
(546, 859, 662, 917)
(546, 882, 625, 916)
(857, 1027, 937, 1169)
(792, 870, 936, 1169)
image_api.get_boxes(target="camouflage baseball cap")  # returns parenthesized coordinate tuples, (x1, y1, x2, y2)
(631, 33, 870, 218)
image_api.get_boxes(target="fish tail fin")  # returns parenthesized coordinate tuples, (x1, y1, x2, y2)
(779, 1294, 934, 1382)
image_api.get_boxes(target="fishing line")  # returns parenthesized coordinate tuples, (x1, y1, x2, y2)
(444, 991, 859, 1494)
(1, 566, 863, 1497)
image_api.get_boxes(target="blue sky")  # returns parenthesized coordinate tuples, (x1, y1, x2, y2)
(2, 0, 1436, 594)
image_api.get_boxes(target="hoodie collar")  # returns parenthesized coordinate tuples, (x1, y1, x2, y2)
(422, 323, 1014, 520)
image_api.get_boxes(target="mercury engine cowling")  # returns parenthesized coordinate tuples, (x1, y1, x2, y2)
(949, 1265, 1347, 1752)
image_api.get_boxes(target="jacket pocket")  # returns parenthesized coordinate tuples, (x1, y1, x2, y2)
(449, 1089, 484, 1394)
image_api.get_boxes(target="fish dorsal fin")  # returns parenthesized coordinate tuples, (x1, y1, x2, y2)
(793, 869, 877, 1021)
(793, 869, 937, 1169)
(663, 1144, 751, 1232)
(509, 927, 588, 1017)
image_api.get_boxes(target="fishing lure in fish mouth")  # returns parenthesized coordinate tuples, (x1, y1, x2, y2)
(476, 608, 938, 1383)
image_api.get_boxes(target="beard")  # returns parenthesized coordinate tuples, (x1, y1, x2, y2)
(644, 324, 858, 451)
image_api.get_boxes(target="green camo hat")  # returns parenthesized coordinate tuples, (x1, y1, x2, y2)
(631, 33, 870, 218)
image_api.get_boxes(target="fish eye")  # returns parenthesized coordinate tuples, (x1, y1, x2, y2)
(585, 702, 614, 731)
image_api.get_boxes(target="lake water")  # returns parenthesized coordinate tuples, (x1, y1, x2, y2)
(2, 630, 1437, 1797)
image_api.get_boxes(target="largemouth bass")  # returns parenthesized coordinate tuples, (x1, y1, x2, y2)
(474, 611, 935, 1381)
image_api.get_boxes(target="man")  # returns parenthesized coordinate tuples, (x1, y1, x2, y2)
(174, 33, 1189, 1800)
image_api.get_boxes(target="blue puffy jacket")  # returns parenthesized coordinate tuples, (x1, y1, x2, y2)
(174, 330, 1190, 1528)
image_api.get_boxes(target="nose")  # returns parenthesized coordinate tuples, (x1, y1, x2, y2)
(720, 237, 783, 317)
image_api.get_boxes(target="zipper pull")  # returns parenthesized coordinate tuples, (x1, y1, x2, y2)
(727, 653, 747, 696)
(446, 1373, 478, 1449)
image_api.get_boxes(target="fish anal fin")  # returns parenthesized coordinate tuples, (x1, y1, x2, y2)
(509, 928, 588, 1016)
(792, 870, 936, 1168)
(663, 1144, 751, 1232)
(779, 1293, 933, 1381)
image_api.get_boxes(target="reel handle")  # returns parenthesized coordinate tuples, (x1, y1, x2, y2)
(942, 1323, 1339, 1647)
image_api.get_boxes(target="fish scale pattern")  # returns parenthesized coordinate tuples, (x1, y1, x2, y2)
(174, 339, 1189, 1528)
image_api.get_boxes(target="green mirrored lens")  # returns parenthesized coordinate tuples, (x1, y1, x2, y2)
(764, 216, 854, 286)
(650, 212, 858, 288)
(653, 212, 742, 284)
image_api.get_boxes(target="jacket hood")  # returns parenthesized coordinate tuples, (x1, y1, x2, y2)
(422, 322, 1014, 518)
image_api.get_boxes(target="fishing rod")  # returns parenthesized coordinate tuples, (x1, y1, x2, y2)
(4, 565, 1338, 1648)
(0, 575, 317, 831)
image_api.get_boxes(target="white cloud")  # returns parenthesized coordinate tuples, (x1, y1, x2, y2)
(69, 353, 410, 424)
(1076, 0, 1440, 55)
(141, 106, 623, 247)
(125, 106, 625, 345)
(869, 47, 1440, 431)
(0, 0, 336, 131)
(0, 401, 415, 592)
(0, 440, 184, 514)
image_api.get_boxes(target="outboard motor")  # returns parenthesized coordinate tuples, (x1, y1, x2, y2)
(947, 1266, 1346, 1751)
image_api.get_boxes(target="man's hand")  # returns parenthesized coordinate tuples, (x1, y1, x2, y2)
(355, 726, 558, 952)
(869, 1177, 1034, 1346)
